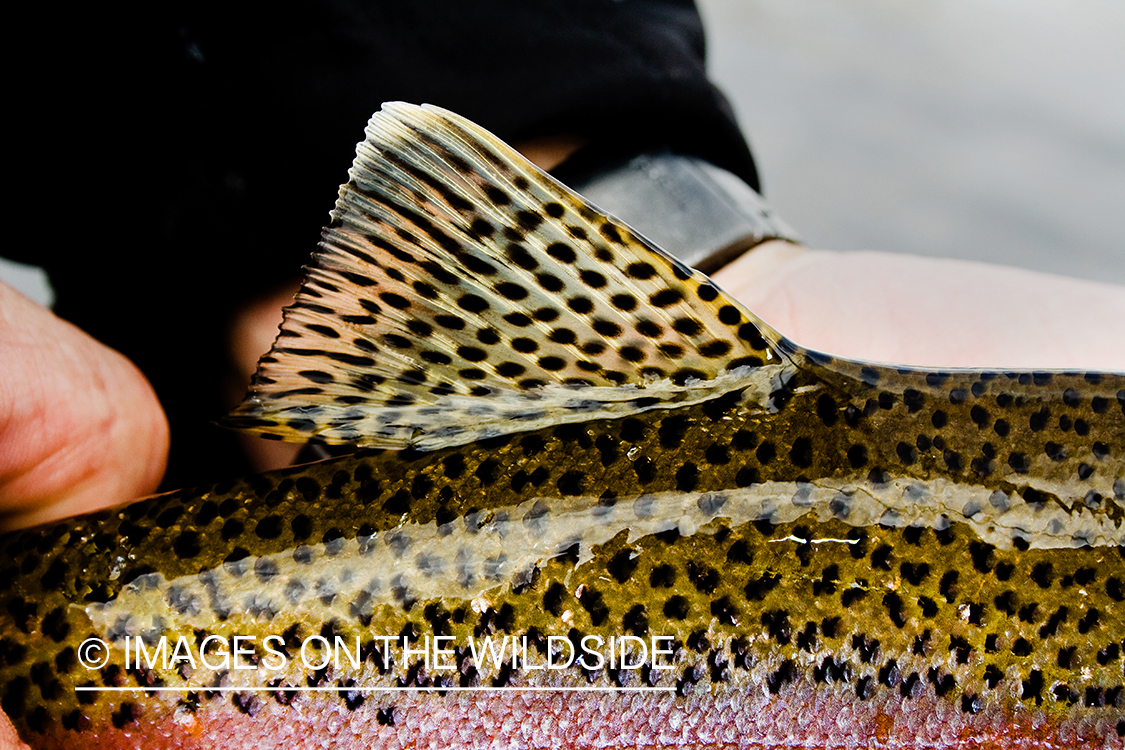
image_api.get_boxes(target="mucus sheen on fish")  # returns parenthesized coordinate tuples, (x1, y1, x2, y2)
(0, 103, 1122, 749)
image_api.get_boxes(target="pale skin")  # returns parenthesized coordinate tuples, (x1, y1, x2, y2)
(712, 240, 1125, 371)
(2, 143, 1125, 748)
(0, 282, 169, 531)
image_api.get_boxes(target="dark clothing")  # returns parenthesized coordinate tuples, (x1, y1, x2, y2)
(12, 1, 757, 490)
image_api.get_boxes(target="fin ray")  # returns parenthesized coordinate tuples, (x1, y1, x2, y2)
(230, 103, 792, 448)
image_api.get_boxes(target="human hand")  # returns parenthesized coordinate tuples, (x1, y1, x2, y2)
(0, 281, 168, 531)
(0, 708, 26, 750)
(713, 240, 1125, 370)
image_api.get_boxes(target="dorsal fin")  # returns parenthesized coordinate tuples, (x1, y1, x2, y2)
(228, 102, 793, 449)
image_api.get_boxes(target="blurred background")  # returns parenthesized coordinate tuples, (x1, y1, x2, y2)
(697, 0, 1125, 283)
(4, 0, 1123, 304)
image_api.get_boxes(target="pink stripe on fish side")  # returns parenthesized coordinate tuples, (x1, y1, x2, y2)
(32, 686, 1119, 749)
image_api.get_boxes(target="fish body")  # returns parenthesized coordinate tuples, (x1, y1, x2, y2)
(0, 104, 1122, 748)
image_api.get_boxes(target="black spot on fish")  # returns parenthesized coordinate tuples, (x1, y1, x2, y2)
(871, 545, 893, 571)
(543, 582, 569, 617)
(761, 610, 791, 645)
(883, 592, 907, 628)
(41, 607, 69, 643)
(939, 571, 960, 603)
(968, 542, 994, 574)
(1038, 606, 1069, 639)
(40, 558, 68, 593)
(675, 463, 699, 492)
(901, 388, 924, 412)
(745, 572, 780, 601)
(901, 562, 930, 586)
(1021, 670, 1044, 703)
(767, 660, 794, 694)
(789, 437, 813, 468)
(1077, 608, 1100, 634)
(174, 531, 202, 559)
(663, 595, 689, 620)
(578, 587, 609, 626)
(623, 604, 648, 636)
(682, 562, 719, 596)
(608, 550, 638, 584)
(254, 515, 284, 540)
(111, 702, 139, 729)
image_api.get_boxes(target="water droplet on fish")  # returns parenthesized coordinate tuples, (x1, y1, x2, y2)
(173, 705, 196, 727)
(108, 556, 126, 580)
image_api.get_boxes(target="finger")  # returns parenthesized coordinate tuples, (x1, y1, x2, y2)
(0, 282, 169, 530)
(713, 241, 1125, 369)
(0, 707, 30, 750)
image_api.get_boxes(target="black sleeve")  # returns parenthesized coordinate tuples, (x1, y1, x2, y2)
(11, 0, 757, 489)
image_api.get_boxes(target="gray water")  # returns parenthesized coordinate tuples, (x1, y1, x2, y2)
(699, 0, 1125, 283)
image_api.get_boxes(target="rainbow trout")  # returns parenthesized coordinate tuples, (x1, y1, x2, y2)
(0, 104, 1122, 749)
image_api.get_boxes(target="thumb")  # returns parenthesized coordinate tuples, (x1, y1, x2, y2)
(0, 281, 169, 530)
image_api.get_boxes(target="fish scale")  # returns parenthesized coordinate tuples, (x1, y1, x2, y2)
(0, 103, 1123, 748)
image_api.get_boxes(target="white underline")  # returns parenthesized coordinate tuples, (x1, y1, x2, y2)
(75, 686, 675, 693)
